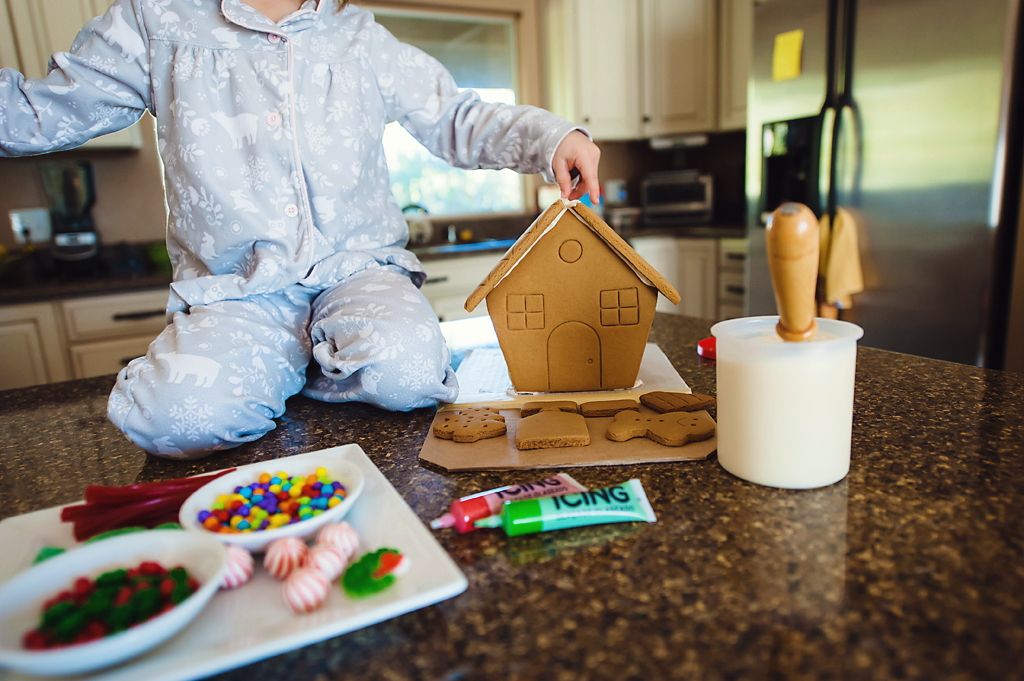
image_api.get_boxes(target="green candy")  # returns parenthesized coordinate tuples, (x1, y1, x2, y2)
(168, 567, 189, 585)
(170, 583, 192, 606)
(41, 601, 76, 629)
(106, 604, 133, 633)
(130, 588, 161, 621)
(95, 569, 128, 587)
(82, 588, 117, 618)
(32, 546, 66, 564)
(53, 610, 87, 642)
(341, 549, 399, 598)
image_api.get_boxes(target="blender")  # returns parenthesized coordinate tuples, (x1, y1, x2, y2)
(40, 161, 100, 269)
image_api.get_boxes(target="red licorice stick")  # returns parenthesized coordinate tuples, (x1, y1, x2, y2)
(83, 469, 234, 504)
(70, 497, 191, 541)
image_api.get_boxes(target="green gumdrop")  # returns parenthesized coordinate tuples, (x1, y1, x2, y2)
(41, 601, 77, 629)
(130, 588, 161, 621)
(82, 588, 116, 618)
(170, 583, 192, 606)
(168, 567, 189, 585)
(95, 568, 128, 587)
(32, 546, 66, 564)
(152, 522, 183, 531)
(53, 610, 87, 642)
(106, 604, 133, 633)
(84, 527, 147, 544)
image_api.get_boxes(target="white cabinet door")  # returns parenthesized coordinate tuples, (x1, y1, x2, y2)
(69, 334, 153, 379)
(641, 0, 717, 136)
(575, 0, 642, 140)
(61, 289, 168, 343)
(631, 235, 718, 319)
(718, 0, 753, 130)
(677, 237, 718, 319)
(4, 0, 142, 149)
(0, 303, 71, 390)
(420, 254, 503, 323)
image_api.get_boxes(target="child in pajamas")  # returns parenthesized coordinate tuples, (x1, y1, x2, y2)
(0, 0, 601, 459)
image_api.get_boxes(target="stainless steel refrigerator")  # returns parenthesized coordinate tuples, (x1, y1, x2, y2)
(746, 0, 1024, 369)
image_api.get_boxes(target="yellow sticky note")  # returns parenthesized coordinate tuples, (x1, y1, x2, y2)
(772, 29, 804, 82)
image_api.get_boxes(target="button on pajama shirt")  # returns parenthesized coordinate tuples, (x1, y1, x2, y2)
(0, 0, 582, 458)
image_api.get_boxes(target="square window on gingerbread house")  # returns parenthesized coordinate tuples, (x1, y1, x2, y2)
(464, 199, 681, 393)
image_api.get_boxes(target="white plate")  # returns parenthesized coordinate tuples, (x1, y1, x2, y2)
(0, 530, 227, 677)
(0, 445, 467, 681)
(179, 458, 365, 552)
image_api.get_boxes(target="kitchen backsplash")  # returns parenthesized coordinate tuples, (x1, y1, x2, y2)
(0, 115, 166, 251)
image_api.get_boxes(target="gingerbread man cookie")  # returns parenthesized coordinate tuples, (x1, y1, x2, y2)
(520, 400, 579, 418)
(605, 411, 715, 447)
(639, 391, 716, 413)
(433, 407, 507, 443)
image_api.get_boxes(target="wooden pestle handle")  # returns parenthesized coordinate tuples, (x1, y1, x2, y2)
(766, 202, 819, 342)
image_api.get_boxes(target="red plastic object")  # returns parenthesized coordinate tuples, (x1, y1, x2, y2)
(697, 337, 717, 360)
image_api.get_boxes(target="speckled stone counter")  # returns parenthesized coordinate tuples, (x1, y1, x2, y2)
(1, 314, 1022, 680)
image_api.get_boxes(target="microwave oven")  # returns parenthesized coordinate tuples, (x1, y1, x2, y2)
(640, 171, 713, 226)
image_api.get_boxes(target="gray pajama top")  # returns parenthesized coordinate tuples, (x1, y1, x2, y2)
(0, 0, 580, 307)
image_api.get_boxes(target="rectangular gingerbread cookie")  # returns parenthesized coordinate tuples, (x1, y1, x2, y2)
(515, 411, 590, 450)
(579, 399, 641, 418)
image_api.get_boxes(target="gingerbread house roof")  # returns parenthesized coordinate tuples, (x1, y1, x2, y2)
(465, 199, 682, 312)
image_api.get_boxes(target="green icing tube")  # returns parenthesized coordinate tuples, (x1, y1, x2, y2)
(474, 479, 657, 536)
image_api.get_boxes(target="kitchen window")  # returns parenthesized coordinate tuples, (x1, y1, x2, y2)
(372, 9, 525, 216)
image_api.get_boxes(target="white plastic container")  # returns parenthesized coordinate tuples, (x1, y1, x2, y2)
(712, 316, 864, 489)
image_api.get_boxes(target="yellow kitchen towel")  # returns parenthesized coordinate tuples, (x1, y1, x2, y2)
(818, 207, 864, 308)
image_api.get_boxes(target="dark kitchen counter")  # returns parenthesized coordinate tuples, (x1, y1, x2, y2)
(1, 314, 1022, 680)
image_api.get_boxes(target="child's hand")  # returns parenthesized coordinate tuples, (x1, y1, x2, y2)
(552, 131, 601, 203)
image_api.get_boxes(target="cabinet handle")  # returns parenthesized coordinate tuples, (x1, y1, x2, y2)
(725, 253, 746, 261)
(424, 276, 449, 285)
(112, 310, 165, 322)
(725, 285, 745, 295)
(582, 116, 590, 123)
(643, 115, 651, 123)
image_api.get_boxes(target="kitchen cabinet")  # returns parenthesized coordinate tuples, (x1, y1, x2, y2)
(717, 236, 747, 319)
(420, 254, 502, 323)
(717, 0, 752, 130)
(0, 287, 168, 388)
(0, 302, 70, 390)
(1, 0, 143, 150)
(543, 0, 717, 139)
(630, 235, 718, 319)
(61, 289, 167, 379)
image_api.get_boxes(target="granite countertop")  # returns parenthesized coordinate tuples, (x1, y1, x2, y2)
(1, 314, 1022, 679)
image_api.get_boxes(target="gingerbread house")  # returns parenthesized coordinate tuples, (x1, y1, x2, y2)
(464, 199, 681, 393)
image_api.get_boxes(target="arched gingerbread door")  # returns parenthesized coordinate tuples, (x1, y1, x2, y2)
(547, 322, 601, 391)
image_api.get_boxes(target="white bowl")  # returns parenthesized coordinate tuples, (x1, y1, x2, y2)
(0, 529, 226, 677)
(178, 458, 364, 552)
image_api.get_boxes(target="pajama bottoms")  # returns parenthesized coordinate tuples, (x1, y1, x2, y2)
(107, 266, 459, 459)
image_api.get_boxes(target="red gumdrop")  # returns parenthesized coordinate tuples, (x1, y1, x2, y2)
(114, 586, 133, 607)
(159, 579, 175, 597)
(73, 577, 93, 595)
(23, 630, 47, 650)
(86, 621, 107, 637)
(185, 578, 199, 592)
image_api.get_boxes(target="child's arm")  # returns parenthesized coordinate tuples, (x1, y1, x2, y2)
(361, 14, 601, 202)
(0, 0, 151, 157)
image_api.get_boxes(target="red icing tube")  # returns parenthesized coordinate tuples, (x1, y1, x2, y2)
(430, 474, 587, 533)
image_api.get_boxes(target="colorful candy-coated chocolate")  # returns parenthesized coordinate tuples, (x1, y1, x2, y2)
(306, 544, 347, 581)
(196, 469, 347, 535)
(316, 522, 360, 563)
(221, 545, 254, 590)
(263, 537, 308, 581)
(282, 568, 330, 614)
